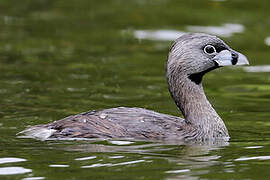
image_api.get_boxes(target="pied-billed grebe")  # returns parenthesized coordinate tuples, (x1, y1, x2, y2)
(20, 33, 249, 142)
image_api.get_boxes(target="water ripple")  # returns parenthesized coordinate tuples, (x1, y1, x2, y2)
(0, 167, 32, 175)
(82, 159, 146, 168)
(165, 169, 190, 174)
(75, 156, 97, 161)
(22, 177, 45, 180)
(244, 146, 263, 149)
(49, 164, 69, 168)
(108, 155, 125, 159)
(133, 23, 244, 42)
(265, 37, 270, 46)
(243, 65, 270, 72)
(235, 156, 270, 161)
(134, 30, 185, 41)
(187, 23, 244, 37)
(0, 157, 26, 164)
(109, 140, 135, 145)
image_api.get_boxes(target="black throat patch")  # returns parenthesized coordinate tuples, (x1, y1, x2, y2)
(188, 66, 218, 85)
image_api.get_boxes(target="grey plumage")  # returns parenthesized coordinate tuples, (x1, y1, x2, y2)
(19, 33, 249, 142)
(166, 33, 230, 140)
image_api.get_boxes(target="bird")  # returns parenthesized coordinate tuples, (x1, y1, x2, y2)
(19, 33, 249, 142)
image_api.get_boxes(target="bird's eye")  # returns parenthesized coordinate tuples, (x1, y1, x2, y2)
(203, 45, 216, 55)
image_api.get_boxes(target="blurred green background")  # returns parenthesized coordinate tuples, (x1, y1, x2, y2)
(0, 0, 270, 179)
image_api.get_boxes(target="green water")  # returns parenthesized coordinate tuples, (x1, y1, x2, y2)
(1, 0, 270, 179)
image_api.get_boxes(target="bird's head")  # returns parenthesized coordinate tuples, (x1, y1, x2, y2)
(166, 33, 249, 84)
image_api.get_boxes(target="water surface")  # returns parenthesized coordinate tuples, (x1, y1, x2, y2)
(1, 0, 270, 179)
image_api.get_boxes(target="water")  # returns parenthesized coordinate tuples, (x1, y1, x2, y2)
(1, 0, 270, 179)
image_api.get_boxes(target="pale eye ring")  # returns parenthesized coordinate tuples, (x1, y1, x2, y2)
(203, 45, 216, 55)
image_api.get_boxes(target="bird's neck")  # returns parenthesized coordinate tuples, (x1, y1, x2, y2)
(167, 74, 229, 140)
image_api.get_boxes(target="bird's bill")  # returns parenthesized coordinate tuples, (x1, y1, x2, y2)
(213, 50, 249, 66)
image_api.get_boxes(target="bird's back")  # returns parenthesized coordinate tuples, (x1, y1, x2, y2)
(21, 107, 187, 140)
